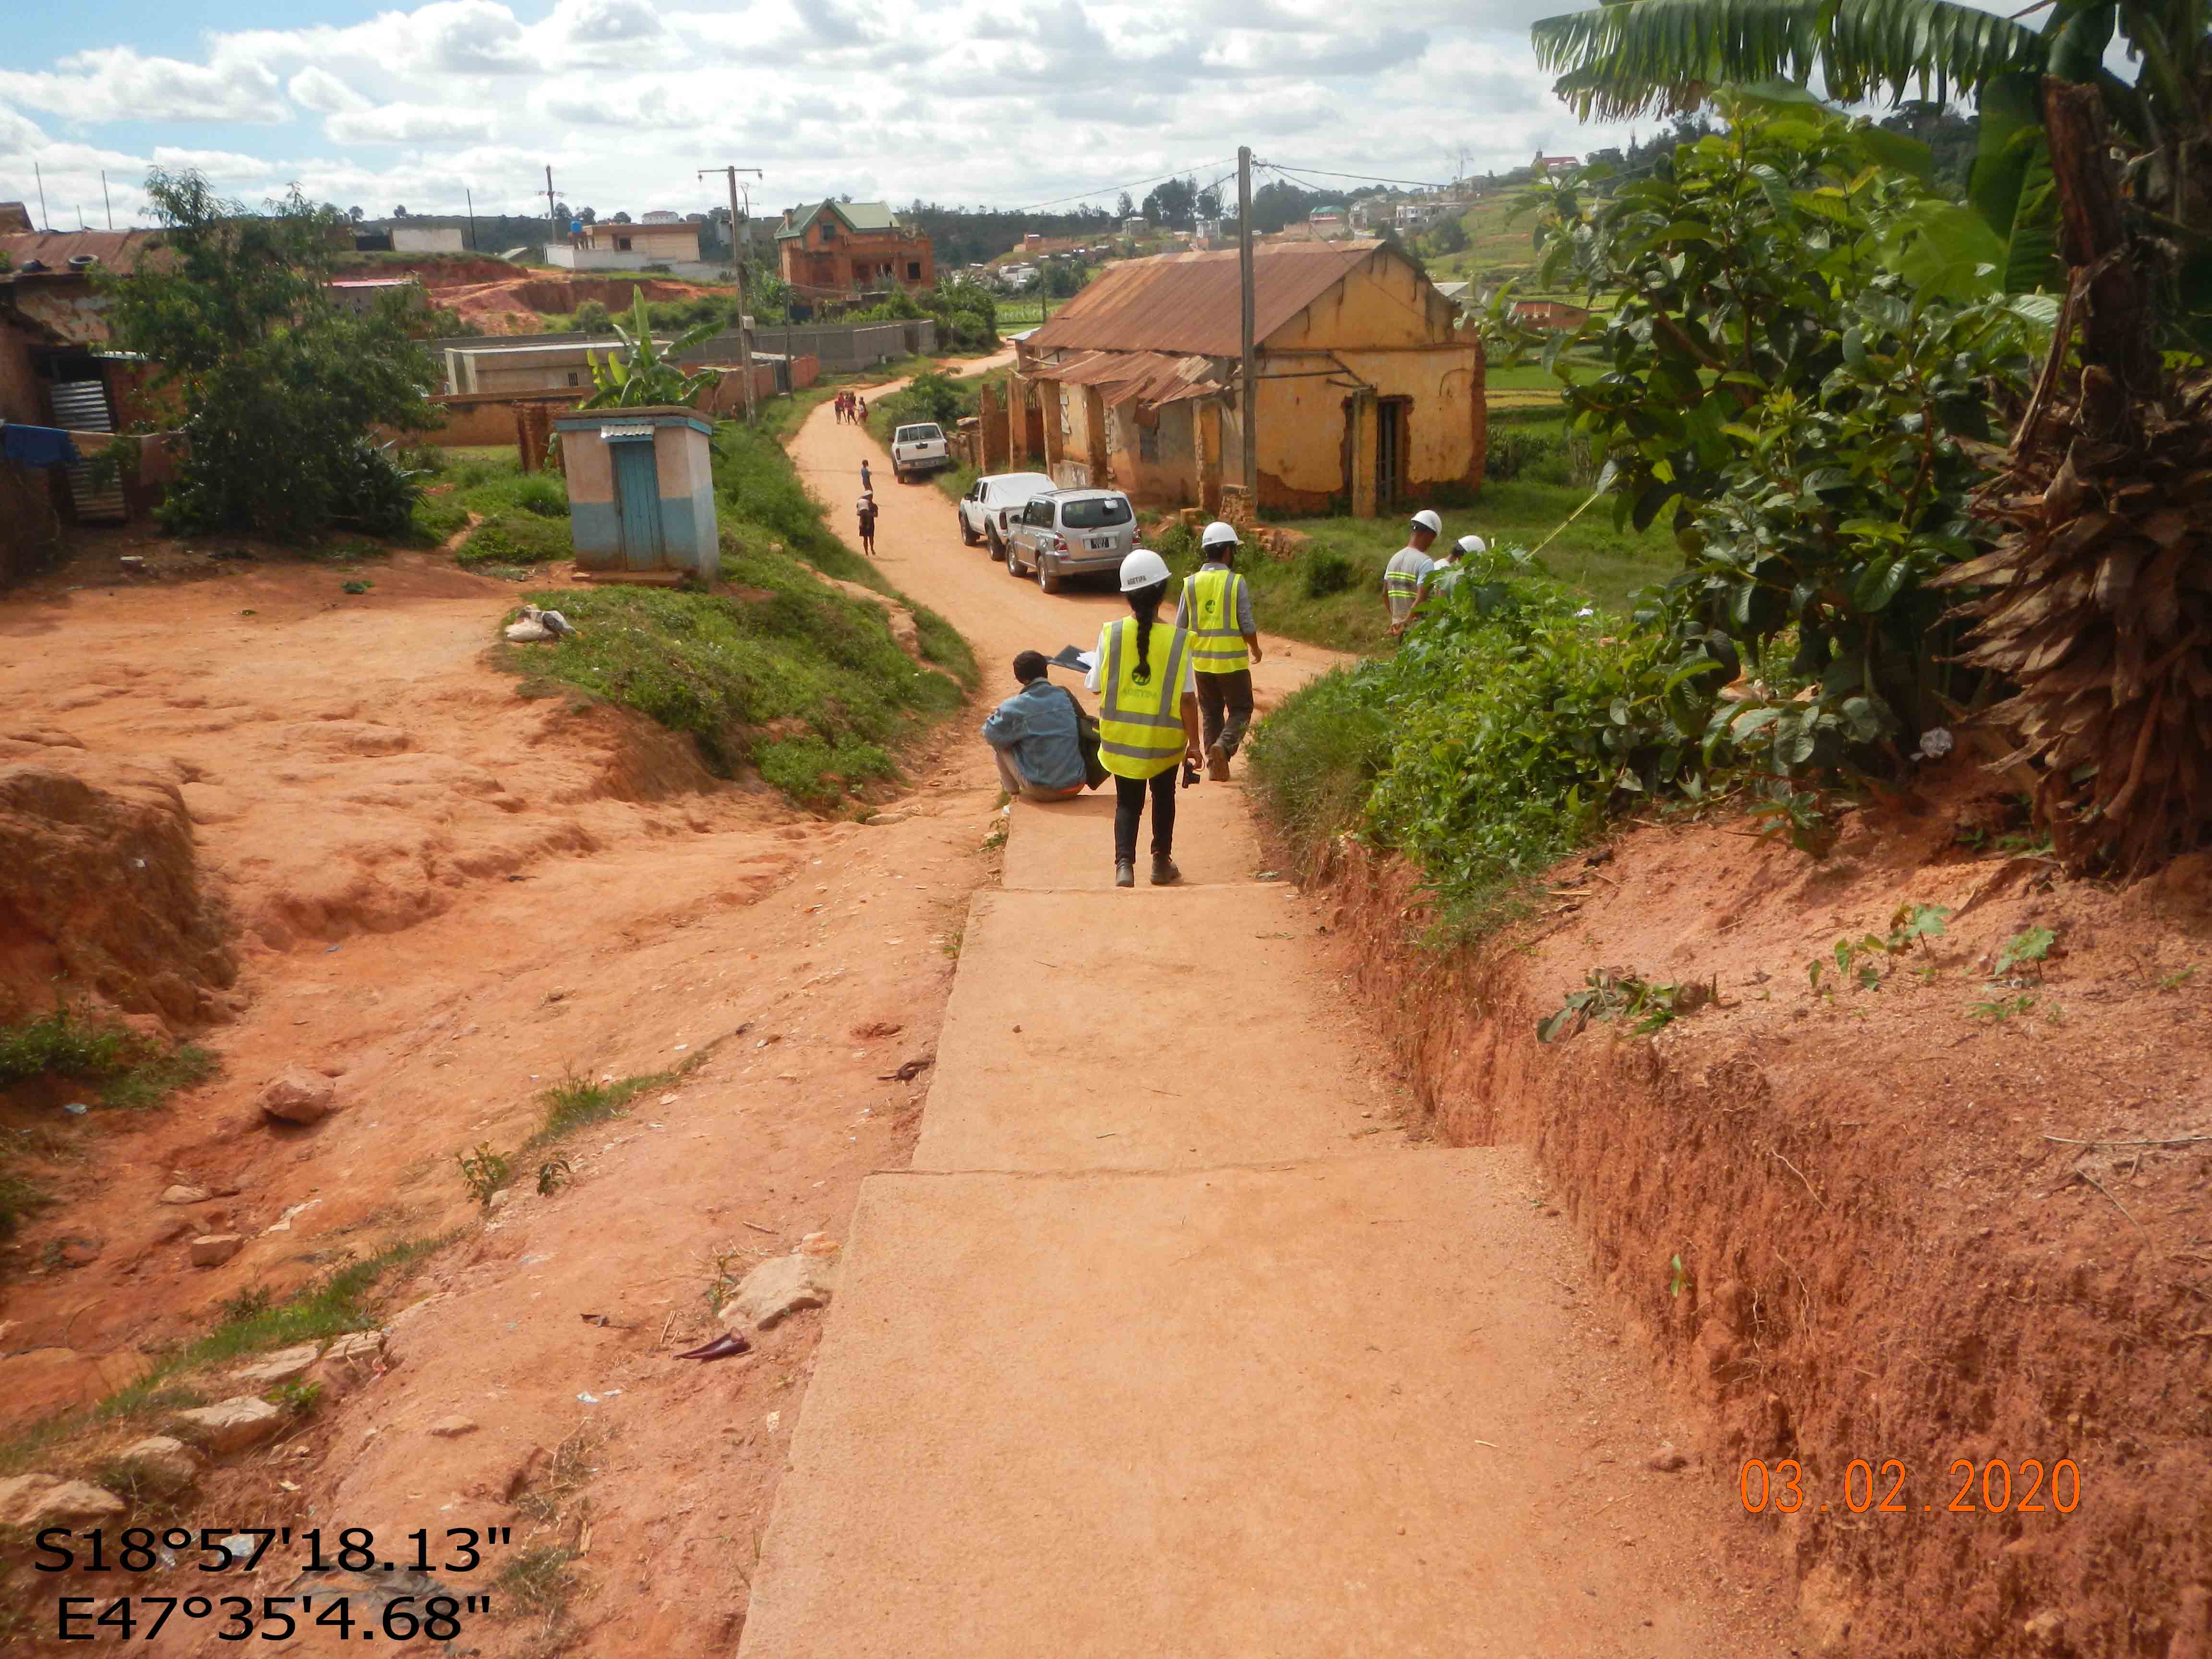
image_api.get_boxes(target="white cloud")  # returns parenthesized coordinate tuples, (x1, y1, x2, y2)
(2, 0, 1647, 221)
(0, 47, 284, 124)
(326, 103, 499, 144)
(289, 68, 373, 115)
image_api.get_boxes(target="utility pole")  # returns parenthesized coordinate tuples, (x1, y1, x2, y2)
(35, 162, 49, 233)
(1237, 145, 1258, 506)
(101, 171, 113, 230)
(465, 186, 477, 252)
(545, 166, 560, 252)
(699, 165, 764, 424)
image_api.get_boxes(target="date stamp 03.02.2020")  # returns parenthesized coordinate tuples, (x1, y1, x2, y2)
(1740, 1456, 2084, 1518)
(32, 1523, 516, 1643)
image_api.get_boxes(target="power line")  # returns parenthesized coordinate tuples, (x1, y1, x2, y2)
(1010, 158, 1239, 214)
(1259, 160, 1457, 191)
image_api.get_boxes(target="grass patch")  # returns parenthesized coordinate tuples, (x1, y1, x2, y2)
(1182, 481, 1676, 656)
(759, 735, 898, 810)
(527, 1068, 678, 1150)
(0, 1234, 454, 1475)
(0, 1004, 215, 1111)
(505, 575, 961, 796)
(458, 513, 571, 568)
(909, 601, 979, 689)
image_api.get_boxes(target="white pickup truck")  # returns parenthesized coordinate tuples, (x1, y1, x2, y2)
(890, 422, 951, 483)
(957, 470, 1054, 552)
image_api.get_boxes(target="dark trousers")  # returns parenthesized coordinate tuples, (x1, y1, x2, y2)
(1113, 769, 1178, 864)
(1195, 668, 1254, 757)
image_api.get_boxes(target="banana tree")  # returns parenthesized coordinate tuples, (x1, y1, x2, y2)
(1531, 0, 2212, 345)
(578, 290, 727, 409)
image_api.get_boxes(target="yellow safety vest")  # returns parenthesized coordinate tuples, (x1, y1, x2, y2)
(1096, 618, 1190, 780)
(1184, 566, 1250, 673)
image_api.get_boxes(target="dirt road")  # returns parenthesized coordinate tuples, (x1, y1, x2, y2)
(733, 395, 1812, 1651)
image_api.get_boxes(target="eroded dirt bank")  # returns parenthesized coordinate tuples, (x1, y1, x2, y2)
(1298, 771, 2212, 1657)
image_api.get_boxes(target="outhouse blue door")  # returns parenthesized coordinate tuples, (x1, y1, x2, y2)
(610, 438, 663, 569)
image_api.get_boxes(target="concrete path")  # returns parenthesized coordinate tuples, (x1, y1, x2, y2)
(733, 394, 1803, 1658)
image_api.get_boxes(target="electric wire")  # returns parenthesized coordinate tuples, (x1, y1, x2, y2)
(1011, 159, 1241, 214)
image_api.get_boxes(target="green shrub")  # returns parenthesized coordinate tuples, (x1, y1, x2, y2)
(0, 1005, 215, 1111)
(1250, 554, 1725, 934)
(458, 513, 569, 567)
(758, 736, 898, 809)
(512, 473, 568, 517)
(1302, 547, 1355, 599)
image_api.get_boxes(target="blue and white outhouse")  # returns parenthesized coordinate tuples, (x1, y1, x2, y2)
(553, 405, 720, 579)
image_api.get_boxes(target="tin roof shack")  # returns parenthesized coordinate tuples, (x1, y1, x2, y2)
(1011, 240, 1483, 517)
(547, 220, 701, 271)
(0, 229, 167, 577)
(776, 201, 934, 310)
(553, 406, 719, 580)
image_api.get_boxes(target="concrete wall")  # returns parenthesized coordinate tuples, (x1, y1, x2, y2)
(750, 320, 935, 373)
(392, 226, 465, 254)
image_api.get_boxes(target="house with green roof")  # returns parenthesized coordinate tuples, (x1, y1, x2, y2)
(776, 200, 935, 310)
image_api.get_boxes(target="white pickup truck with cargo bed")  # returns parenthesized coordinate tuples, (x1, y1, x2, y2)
(958, 471, 1054, 550)
(890, 422, 951, 482)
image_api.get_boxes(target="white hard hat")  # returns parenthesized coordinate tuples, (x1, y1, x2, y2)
(1200, 519, 1239, 550)
(1455, 534, 1486, 556)
(1119, 547, 1171, 591)
(1410, 509, 1443, 535)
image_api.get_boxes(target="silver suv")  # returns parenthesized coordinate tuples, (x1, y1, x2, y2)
(1002, 489, 1138, 594)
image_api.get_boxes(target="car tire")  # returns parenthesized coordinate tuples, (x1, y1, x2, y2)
(1038, 557, 1063, 595)
(1004, 537, 1025, 577)
(960, 515, 979, 546)
(986, 527, 1004, 561)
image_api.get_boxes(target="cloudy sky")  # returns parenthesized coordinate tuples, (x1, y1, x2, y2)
(2, 0, 1649, 231)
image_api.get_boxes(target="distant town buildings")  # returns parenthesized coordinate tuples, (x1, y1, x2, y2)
(391, 225, 465, 254)
(546, 217, 700, 270)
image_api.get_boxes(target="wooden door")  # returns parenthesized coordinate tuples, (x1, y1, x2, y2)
(1375, 399, 1406, 509)
(611, 440, 663, 568)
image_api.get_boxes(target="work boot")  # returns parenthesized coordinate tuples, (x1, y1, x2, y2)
(1150, 855, 1182, 886)
(1114, 860, 1135, 889)
(1205, 740, 1231, 782)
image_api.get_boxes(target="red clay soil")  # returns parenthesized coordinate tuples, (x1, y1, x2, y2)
(1301, 770, 2212, 1658)
(0, 536, 1002, 1655)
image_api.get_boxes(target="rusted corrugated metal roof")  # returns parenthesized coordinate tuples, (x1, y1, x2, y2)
(0, 229, 159, 275)
(1043, 349, 1223, 406)
(1024, 241, 1383, 359)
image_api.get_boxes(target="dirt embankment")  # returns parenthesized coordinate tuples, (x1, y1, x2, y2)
(1299, 769, 2212, 1658)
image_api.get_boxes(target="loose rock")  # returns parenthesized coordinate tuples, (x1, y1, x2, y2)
(259, 1069, 336, 1125)
(427, 1416, 480, 1438)
(160, 1184, 212, 1205)
(189, 1233, 244, 1268)
(0, 1474, 128, 1528)
(230, 1344, 319, 1386)
(721, 1249, 839, 1331)
(172, 1396, 283, 1454)
(113, 1436, 201, 1491)
(1646, 1442, 1689, 1473)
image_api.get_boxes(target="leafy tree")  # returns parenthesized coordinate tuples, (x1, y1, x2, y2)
(1425, 215, 1469, 255)
(347, 205, 363, 222)
(1041, 259, 1086, 298)
(1529, 0, 2212, 342)
(578, 291, 724, 409)
(611, 210, 632, 224)
(1116, 191, 1134, 218)
(394, 204, 409, 218)
(1141, 176, 1199, 228)
(580, 206, 596, 224)
(1196, 186, 1222, 218)
(104, 169, 439, 540)
(1526, 97, 2051, 763)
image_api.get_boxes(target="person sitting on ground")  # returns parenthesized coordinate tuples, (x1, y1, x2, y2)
(856, 491, 878, 557)
(981, 650, 1089, 803)
(1384, 509, 1443, 638)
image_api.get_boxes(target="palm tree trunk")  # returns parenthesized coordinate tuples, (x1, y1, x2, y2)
(2043, 76, 2160, 397)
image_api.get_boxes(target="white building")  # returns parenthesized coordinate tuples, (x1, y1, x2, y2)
(391, 225, 466, 254)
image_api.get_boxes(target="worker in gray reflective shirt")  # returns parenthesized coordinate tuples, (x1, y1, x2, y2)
(980, 650, 1088, 801)
(1384, 509, 1443, 636)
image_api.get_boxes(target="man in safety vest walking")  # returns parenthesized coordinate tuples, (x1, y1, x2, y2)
(1088, 549, 1202, 888)
(1384, 509, 1443, 637)
(1174, 520, 1262, 781)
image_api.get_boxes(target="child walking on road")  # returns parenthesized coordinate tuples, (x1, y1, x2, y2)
(856, 492, 878, 556)
(1089, 550, 1201, 889)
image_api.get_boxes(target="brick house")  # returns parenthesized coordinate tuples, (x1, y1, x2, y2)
(776, 201, 934, 305)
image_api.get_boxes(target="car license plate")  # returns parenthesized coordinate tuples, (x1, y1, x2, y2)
(1089, 538, 1113, 551)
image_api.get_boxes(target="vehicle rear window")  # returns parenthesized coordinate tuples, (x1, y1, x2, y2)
(1059, 496, 1132, 529)
(895, 424, 943, 443)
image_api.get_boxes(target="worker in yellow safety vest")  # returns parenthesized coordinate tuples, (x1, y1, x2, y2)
(1087, 548, 1202, 888)
(1174, 519, 1262, 781)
